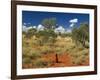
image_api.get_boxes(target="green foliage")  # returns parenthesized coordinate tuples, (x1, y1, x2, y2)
(70, 47, 89, 65)
(25, 28, 37, 38)
(22, 47, 41, 59)
(36, 29, 57, 46)
(72, 55, 86, 65)
(22, 57, 31, 64)
(29, 52, 41, 59)
(22, 31, 26, 35)
(60, 33, 72, 37)
(22, 19, 89, 68)
(22, 47, 31, 58)
(55, 47, 64, 54)
(72, 27, 79, 45)
(33, 59, 50, 68)
(72, 23, 89, 48)
(41, 18, 56, 29)
(40, 46, 53, 54)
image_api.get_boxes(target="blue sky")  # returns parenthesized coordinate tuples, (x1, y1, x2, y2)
(22, 11, 89, 29)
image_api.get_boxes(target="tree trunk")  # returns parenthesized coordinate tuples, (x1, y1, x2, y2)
(82, 37, 85, 47)
(55, 53, 59, 63)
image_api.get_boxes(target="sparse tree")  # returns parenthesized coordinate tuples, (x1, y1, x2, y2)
(42, 18, 56, 29)
(72, 23, 89, 48)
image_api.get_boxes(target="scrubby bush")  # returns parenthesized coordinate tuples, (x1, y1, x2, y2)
(25, 28, 37, 38)
(29, 51, 41, 59)
(40, 46, 53, 54)
(72, 23, 89, 48)
(33, 59, 49, 68)
(74, 55, 86, 65)
(22, 47, 32, 58)
(55, 47, 63, 54)
(22, 57, 31, 64)
(23, 47, 41, 60)
(71, 49, 89, 65)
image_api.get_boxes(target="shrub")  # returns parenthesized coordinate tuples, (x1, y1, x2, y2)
(29, 52, 41, 59)
(72, 55, 86, 65)
(23, 47, 41, 59)
(55, 47, 63, 54)
(33, 59, 49, 68)
(85, 41, 89, 48)
(40, 46, 53, 54)
(22, 57, 31, 64)
(22, 47, 31, 58)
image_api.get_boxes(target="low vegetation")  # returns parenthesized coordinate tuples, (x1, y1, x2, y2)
(22, 18, 89, 69)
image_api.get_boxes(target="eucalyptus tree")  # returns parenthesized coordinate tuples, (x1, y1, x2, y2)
(72, 23, 89, 48)
(41, 18, 56, 29)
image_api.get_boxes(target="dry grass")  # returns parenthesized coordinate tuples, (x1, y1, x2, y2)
(22, 35, 89, 68)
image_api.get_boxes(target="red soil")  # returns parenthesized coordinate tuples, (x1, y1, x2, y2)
(22, 53, 89, 69)
(42, 53, 73, 67)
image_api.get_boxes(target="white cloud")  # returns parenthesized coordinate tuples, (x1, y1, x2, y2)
(66, 28, 72, 33)
(37, 24, 44, 31)
(22, 25, 27, 32)
(22, 24, 44, 32)
(54, 26, 65, 34)
(22, 25, 31, 32)
(22, 26, 33, 32)
(33, 26, 36, 29)
(23, 23, 26, 25)
(70, 23, 75, 27)
(27, 26, 33, 30)
(69, 18, 78, 23)
(69, 18, 78, 28)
